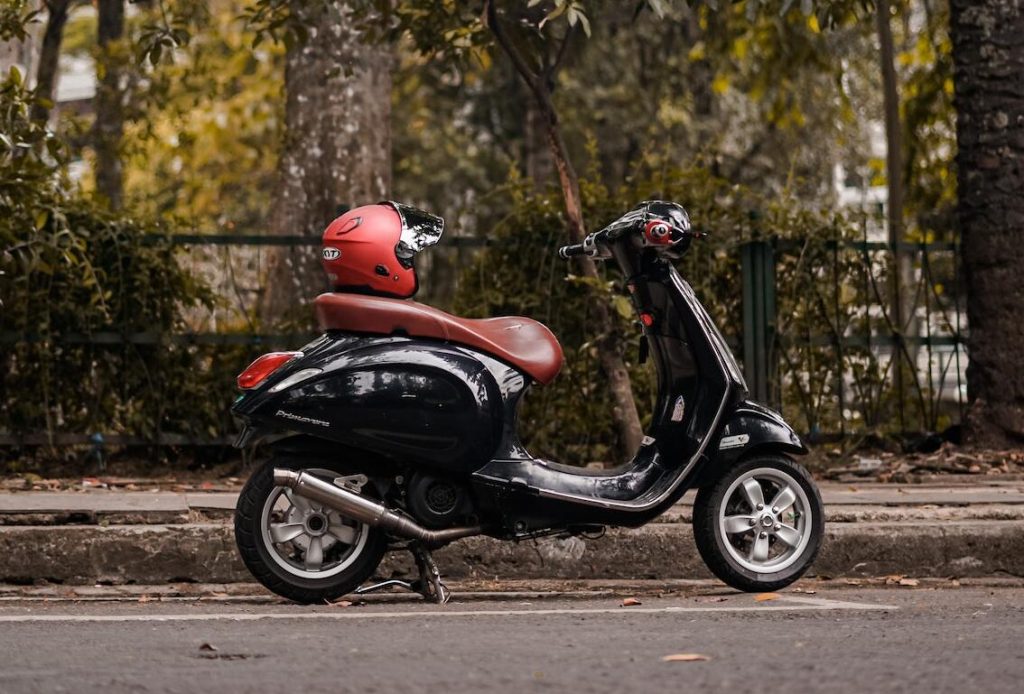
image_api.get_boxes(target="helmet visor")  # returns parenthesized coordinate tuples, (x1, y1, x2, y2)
(387, 201, 444, 267)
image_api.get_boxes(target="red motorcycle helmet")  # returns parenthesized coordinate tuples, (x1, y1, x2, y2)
(321, 201, 444, 299)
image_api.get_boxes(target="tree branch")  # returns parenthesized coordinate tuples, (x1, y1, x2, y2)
(547, 22, 576, 84)
(483, 0, 540, 94)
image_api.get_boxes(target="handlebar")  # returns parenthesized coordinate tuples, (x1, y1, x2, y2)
(558, 243, 586, 259)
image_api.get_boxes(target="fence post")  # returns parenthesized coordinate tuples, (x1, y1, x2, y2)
(741, 240, 776, 404)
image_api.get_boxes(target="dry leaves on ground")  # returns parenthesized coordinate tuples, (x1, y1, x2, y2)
(662, 653, 711, 663)
(199, 643, 217, 652)
(621, 597, 642, 607)
(329, 600, 353, 608)
(754, 593, 780, 602)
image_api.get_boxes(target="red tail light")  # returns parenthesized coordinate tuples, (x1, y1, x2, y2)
(237, 352, 302, 390)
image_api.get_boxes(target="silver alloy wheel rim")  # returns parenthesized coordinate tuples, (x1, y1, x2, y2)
(259, 469, 370, 580)
(717, 467, 812, 574)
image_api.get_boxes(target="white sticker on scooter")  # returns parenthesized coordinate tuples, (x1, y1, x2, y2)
(670, 396, 685, 422)
(719, 434, 750, 450)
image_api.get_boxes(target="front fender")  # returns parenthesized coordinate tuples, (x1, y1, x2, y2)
(711, 400, 807, 466)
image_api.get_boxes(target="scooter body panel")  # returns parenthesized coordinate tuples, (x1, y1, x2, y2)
(232, 334, 503, 473)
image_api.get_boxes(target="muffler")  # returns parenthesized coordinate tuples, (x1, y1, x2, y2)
(273, 469, 483, 546)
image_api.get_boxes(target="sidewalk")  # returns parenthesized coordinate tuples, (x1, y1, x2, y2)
(1, 482, 1022, 585)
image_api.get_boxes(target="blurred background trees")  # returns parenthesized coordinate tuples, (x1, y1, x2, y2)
(3, 0, 1014, 468)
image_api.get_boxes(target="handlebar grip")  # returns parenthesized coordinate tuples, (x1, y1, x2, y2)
(558, 243, 585, 259)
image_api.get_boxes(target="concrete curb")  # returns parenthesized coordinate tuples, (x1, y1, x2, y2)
(2, 521, 1021, 586)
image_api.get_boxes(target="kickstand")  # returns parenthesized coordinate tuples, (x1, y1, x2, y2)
(354, 543, 450, 605)
(411, 543, 450, 604)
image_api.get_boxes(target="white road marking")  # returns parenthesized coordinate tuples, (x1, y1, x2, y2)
(0, 596, 895, 623)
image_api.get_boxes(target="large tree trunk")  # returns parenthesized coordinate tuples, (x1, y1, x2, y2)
(94, 0, 124, 210)
(30, 0, 71, 123)
(259, 1, 392, 323)
(951, 0, 1024, 446)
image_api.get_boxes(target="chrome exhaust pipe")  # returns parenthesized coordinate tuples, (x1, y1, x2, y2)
(273, 468, 483, 546)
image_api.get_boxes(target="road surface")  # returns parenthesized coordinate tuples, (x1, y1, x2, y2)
(0, 586, 1021, 693)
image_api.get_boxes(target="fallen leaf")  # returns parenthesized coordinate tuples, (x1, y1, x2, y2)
(330, 600, 353, 608)
(755, 593, 780, 602)
(792, 588, 817, 595)
(898, 578, 920, 587)
(199, 643, 217, 652)
(662, 653, 711, 662)
(621, 597, 642, 607)
(695, 596, 728, 603)
(884, 574, 904, 585)
(138, 595, 151, 603)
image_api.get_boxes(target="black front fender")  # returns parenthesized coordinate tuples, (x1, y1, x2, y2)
(711, 400, 807, 466)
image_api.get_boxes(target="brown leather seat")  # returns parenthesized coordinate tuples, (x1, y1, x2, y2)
(313, 293, 564, 385)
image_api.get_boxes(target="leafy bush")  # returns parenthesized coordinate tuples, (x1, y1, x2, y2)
(0, 65, 228, 456)
(454, 162, 883, 464)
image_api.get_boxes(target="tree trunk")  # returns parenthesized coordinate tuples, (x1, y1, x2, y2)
(483, 1, 643, 460)
(876, 0, 918, 427)
(951, 0, 1024, 446)
(540, 89, 645, 459)
(259, 1, 392, 323)
(30, 0, 71, 123)
(523, 90, 553, 190)
(94, 0, 124, 210)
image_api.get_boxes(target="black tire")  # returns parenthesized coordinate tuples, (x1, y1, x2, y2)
(693, 454, 823, 592)
(234, 456, 388, 604)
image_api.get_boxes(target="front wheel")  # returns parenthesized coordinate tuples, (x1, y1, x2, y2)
(693, 455, 823, 592)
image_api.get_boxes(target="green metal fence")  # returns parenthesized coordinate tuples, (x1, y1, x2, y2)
(739, 235, 966, 440)
(0, 231, 966, 450)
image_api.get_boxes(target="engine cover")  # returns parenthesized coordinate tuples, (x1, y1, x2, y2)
(406, 472, 474, 529)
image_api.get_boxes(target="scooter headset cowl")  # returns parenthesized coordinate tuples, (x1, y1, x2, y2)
(320, 201, 444, 299)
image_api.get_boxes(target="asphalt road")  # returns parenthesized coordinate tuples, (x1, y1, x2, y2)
(0, 587, 1021, 694)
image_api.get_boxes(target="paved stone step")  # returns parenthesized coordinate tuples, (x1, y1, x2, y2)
(3, 484, 1023, 525)
(1, 520, 1021, 586)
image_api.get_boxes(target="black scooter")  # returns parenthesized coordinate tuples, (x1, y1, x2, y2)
(232, 201, 823, 604)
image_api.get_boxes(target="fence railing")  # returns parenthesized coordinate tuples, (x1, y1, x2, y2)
(1, 231, 966, 449)
(742, 235, 966, 440)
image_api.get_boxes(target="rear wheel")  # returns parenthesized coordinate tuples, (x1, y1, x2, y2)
(234, 456, 388, 603)
(693, 455, 823, 592)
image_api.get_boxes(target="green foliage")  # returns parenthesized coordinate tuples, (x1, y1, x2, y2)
(123, 2, 284, 232)
(453, 148, 961, 459)
(136, 0, 212, 66)
(0, 0, 37, 43)
(901, 0, 955, 240)
(0, 49, 227, 450)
